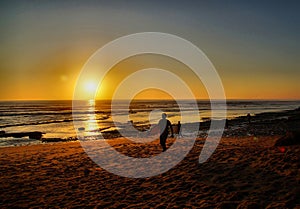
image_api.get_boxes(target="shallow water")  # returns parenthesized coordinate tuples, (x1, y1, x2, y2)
(0, 100, 299, 146)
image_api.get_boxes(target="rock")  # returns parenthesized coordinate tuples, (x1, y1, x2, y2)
(41, 137, 78, 143)
(42, 138, 61, 143)
(0, 131, 44, 140)
(28, 131, 43, 140)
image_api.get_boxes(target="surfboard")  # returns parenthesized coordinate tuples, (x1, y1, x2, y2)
(149, 124, 160, 135)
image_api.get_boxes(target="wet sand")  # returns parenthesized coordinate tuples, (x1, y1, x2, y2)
(1, 134, 299, 208)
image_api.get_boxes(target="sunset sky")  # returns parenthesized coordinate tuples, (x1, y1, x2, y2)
(0, 0, 299, 100)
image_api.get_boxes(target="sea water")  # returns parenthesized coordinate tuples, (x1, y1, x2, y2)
(0, 100, 299, 146)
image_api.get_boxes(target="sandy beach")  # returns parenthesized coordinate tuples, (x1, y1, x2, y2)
(2, 1, 300, 207)
(1, 132, 299, 208)
(1, 107, 300, 208)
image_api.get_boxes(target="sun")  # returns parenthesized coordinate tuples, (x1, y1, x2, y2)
(76, 80, 100, 100)
(85, 81, 98, 93)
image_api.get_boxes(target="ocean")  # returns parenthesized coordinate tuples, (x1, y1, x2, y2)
(0, 100, 299, 147)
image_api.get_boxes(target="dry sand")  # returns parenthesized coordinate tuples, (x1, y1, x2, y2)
(0, 136, 299, 208)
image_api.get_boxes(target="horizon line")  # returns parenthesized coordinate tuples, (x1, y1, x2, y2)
(1, 98, 300, 102)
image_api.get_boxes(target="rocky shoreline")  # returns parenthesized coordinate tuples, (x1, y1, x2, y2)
(99, 106, 300, 140)
(1, 107, 299, 144)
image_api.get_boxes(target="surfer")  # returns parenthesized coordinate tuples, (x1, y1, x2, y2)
(158, 113, 174, 152)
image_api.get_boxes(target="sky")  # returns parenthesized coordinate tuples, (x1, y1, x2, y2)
(0, 0, 299, 100)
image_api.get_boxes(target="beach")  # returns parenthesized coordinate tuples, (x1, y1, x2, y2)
(1, 108, 300, 208)
(2, 0, 300, 207)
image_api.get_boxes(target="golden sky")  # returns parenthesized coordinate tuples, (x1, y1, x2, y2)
(95, 55, 209, 100)
(1, 1, 299, 100)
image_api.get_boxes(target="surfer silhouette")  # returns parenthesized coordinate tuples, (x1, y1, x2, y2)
(158, 113, 173, 152)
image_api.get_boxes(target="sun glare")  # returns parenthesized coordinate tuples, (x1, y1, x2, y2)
(85, 81, 98, 93)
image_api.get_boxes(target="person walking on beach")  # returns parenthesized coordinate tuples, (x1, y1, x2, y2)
(158, 113, 174, 152)
(247, 113, 251, 124)
(177, 121, 183, 137)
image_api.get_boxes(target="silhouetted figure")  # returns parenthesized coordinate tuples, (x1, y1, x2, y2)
(158, 113, 173, 152)
(177, 121, 183, 137)
(225, 119, 229, 129)
(247, 113, 251, 124)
